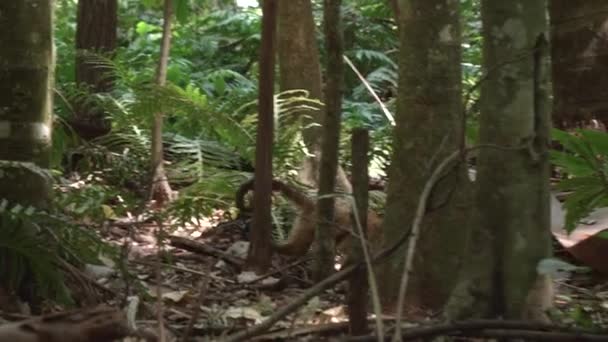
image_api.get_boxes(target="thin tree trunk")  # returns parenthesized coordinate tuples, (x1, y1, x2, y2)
(246, 0, 278, 274)
(313, 0, 345, 281)
(446, 0, 552, 321)
(379, 0, 469, 313)
(347, 128, 370, 335)
(72, 0, 117, 140)
(150, 0, 175, 207)
(550, 0, 608, 129)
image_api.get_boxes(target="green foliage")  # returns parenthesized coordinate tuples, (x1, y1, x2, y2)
(48, 0, 487, 229)
(0, 201, 69, 304)
(551, 128, 608, 232)
(0, 194, 113, 305)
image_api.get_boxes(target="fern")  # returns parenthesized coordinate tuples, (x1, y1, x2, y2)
(552, 128, 608, 232)
(0, 201, 70, 304)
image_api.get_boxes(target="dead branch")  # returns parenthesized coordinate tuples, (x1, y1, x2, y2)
(0, 306, 129, 342)
(242, 257, 310, 285)
(347, 319, 608, 341)
(168, 235, 244, 267)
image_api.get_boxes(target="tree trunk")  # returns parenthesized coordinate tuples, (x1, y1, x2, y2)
(276, 0, 351, 193)
(72, 0, 117, 140)
(246, 0, 277, 274)
(277, 0, 323, 151)
(379, 0, 470, 313)
(550, 0, 608, 129)
(0, 0, 54, 312)
(149, 0, 175, 207)
(313, 0, 345, 281)
(446, 0, 552, 321)
(347, 128, 370, 335)
(0, 0, 54, 208)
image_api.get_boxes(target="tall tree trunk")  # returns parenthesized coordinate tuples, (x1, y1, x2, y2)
(72, 0, 117, 140)
(0, 0, 54, 311)
(550, 0, 608, 129)
(277, 0, 323, 151)
(379, 0, 470, 313)
(313, 0, 344, 281)
(0, 0, 54, 208)
(276, 0, 351, 192)
(246, 0, 277, 274)
(447, 0, 552, 321)
(149, 0, 175, 207)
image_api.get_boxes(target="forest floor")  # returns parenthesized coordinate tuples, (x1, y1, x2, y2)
(72, 211, 608, 341)
(89, 213, 357, 341)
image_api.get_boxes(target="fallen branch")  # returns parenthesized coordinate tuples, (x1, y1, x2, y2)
(168, 235, 244, 267)
(347, 319, 608, 341)
(132, 259, 235, 284)
(242, 257, 310, 285)
(0, 306, 129, 342)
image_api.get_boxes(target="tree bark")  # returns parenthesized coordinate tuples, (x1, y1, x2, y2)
(0, 0, 54, 312)
(446, 0, 552, 320)
(72, 0, 117, 140)
(149, 0, 175, 207)
(276, 0, 351, 193)
(246, 0, 278, 274)
(0, 0, 54, 208)
(277, 0, 323, 151)
(379, 0, 470, 313)
(550, 0, 608, 129)
(313, 0, 345, 281)
(347, 128, 370, 335)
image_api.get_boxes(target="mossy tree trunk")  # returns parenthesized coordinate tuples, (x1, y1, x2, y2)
(550, 0, 608, 129)
(72, 0, 117, 140)
(446, 0, 552, 320)
(0, 0, 54, 208)
(380, 0, 470, 313)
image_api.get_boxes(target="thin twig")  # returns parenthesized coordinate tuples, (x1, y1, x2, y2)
(349, 196, 383, 340)
(168, 235, 244, 267)
(242, 257, 310, 284)
(391, 150, 461, 342)
(343, 55, 395, 126)
(132, 259, 233, 283)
